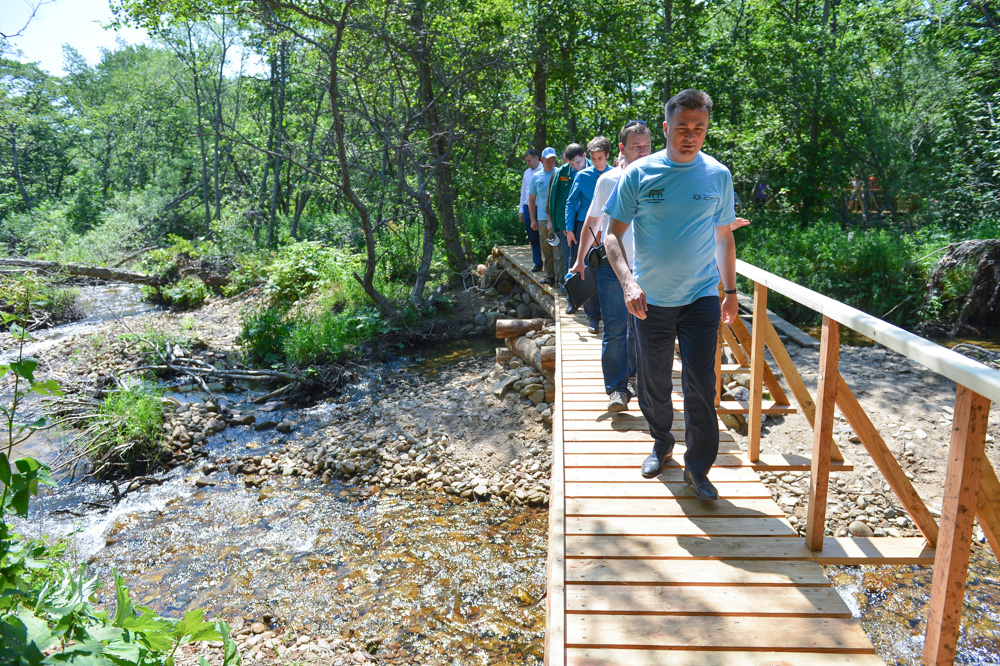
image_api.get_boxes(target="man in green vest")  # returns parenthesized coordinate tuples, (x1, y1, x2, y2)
(546, 143, 586, 296)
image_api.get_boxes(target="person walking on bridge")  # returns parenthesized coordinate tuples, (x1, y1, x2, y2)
(564, 136, 614, 333)
(569, 121, 652, 411)
(604, 89, 739, 501)
(519, 149, 543, 272)
(529, 146, 558, 283)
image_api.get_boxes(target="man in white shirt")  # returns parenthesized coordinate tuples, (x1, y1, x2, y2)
(570, 121, 652, 412)
(518, 149, 543, 272)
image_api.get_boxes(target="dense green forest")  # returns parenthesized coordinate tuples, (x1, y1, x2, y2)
(2, 0, 999, 343)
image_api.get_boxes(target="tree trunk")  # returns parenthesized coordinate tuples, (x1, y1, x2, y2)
(496, 318, 548, 339)
(8, 137, 32, 211)
(0, 258, 164, 286)
(662, 0, 673, 104)
(505, 336, 555, 378)
(410, 0, 467, 275)
(186, 24, 212, 234)
(532, 25, 548, 150)
(327, 1, 394, 316)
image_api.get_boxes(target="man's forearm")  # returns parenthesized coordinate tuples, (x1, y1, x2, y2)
(604, 223, 632, 287)
(716, 232, 736, 290)
(529, 195, 538, 225)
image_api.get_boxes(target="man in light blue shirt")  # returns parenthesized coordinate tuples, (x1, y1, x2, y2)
(529, 147, 558, 281)
(604, 89, 739, 500)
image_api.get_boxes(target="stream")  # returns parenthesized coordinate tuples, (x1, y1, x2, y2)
(5, 288, 1000, 664)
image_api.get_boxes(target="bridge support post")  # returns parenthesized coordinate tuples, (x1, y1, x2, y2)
(923, 385, 989, 665)
(806, 316, 840, 551)
(747, 282, 769, 461)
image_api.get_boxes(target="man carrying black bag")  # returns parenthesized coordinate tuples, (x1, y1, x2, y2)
(570, 121, 652, 412)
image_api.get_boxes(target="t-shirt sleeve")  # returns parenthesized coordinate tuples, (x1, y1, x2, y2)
(587, 173, 614, 219)
(603, 167, 638, 226)
(714, 170, 737, 227)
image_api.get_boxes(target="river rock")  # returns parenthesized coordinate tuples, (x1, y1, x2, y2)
(493, 375, 518, 398)
(276, 420, 294, 433)
(230, 413, 255, 426)
(528, 389, 546, 405)
(194, 476, 216, 488)
(254, 419, 278, 431)
(251, 622, 267, 634)
(848, 520, 874, 537)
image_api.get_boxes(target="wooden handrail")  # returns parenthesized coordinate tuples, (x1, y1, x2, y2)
(733, 260, 1000, 666)
(737, 259, 1000, 404)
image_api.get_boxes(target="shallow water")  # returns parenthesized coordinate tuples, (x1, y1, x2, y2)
(1, 283, 158, 362)
(17, 473, 547, 664)
(828, 544, 1000, 664)
(11, 347, 548, 665)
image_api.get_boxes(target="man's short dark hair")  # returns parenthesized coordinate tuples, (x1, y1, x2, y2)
(526, 148, 539, 158)
(564, 143, 586, 160)
(665, 89, 713, 123)
(619, 120, 651, 147)
(587, 136, 612, 156)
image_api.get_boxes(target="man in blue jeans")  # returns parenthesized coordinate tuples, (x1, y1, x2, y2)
(604, 89, 739, 501)
(570, 121, 652, 411)
(518, 149, 542, 271)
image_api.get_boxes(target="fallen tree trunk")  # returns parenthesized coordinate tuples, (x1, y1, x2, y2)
(496, 318, 549, 339)
(506, 335, 555, 382)
(0, 258, 165, 286)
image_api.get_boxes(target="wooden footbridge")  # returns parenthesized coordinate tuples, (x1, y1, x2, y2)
(495, 246, 1000, 666)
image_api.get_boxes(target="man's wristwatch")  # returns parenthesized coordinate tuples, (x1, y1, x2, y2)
(723, 288, 737, 295)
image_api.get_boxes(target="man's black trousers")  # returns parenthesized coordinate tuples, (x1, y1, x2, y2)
(634, 295, 720, 475)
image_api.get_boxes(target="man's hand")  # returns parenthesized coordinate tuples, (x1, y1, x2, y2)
(624, 280, 648, 319)
(731, 217, 750, 231)
(571, 258, 586, 279)
(519, 212, 524, 225)
(531, 220, 538, 231)
(721, 292, 738, 324)
(565, 229, 577, 245)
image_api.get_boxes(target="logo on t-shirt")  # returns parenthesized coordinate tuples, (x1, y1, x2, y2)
(645, 187, 665, 202)
(693, 193, 720, 202)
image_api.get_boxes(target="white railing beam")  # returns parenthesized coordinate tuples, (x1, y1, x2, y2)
(737, 260, 1000, 405)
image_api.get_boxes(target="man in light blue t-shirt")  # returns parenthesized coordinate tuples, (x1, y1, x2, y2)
(604, 88, 739, 500)
(529, 147, 558, 281)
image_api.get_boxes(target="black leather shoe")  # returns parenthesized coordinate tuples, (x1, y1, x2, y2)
(640, 449, 673, 479)
(565, 304, 578, 315)
(684, 469, 719, 500)
(531, 265, 544, 272)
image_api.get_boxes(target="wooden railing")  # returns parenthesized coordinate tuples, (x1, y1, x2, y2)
(732, 260, 1000, 666)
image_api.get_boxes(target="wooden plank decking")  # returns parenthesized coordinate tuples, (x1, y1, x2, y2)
(496, 246, 935, 664)
(550, 310, 885, 665)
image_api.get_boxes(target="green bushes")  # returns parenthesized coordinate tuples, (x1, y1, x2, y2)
(238, 241, 400, 367)
(734, 216, 1000, 326)
(461, 203, 525, 261)
(159, 275, 211, 308)
(0, 274, 78, 329)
